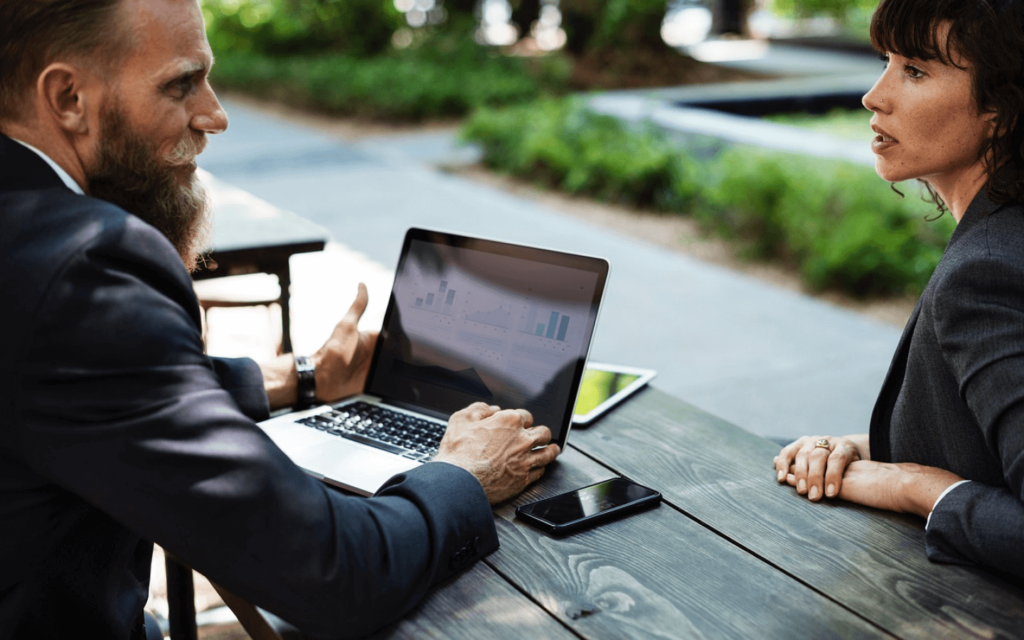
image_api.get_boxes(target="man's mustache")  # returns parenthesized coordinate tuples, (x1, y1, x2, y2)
(166, 134, 206, 167)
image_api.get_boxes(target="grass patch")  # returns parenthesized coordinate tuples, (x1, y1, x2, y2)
(462, 98, 953, 296)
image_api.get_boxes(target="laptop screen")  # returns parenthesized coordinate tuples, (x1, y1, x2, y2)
(366, 228, 609, 447)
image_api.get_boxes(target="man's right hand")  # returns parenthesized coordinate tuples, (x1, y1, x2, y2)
(433, 403, 560, 505)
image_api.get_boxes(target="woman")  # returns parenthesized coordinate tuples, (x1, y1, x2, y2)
(774, 0, 1024, 582)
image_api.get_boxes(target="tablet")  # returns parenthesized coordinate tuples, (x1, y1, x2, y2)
(572, 362, 657, 425)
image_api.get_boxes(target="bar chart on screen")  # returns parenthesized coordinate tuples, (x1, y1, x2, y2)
(412, 278, 456, 316)
(519, 304, 573, 342)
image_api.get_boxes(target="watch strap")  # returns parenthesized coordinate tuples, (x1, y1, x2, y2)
(294, 355, 317, 409)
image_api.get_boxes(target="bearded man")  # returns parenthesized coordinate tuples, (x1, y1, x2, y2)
(0, 1, 560, 638)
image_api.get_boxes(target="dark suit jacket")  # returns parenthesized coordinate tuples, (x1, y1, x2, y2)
(0, 135, 499, 639)
(870, 185, 1024, 583)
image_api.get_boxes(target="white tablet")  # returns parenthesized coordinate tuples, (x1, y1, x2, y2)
(572, 362, 657, 425)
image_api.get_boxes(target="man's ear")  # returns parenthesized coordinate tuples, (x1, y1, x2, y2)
(37, 63, 94, 136)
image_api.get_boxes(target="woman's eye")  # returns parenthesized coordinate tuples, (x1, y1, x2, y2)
(880, 53, 890, 69)
(904, 64, 923, 79)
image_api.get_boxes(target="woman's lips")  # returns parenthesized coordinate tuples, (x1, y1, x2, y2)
(871, 126, 897, 153)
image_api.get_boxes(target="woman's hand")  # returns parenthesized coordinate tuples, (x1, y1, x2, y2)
(774, 434, 868, 502)
(836, 461, 963, 518)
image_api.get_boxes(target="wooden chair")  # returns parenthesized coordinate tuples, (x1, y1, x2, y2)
(165, 555, 284, 640)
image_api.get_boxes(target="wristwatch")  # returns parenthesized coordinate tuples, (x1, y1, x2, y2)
(294, 355, 317, 409)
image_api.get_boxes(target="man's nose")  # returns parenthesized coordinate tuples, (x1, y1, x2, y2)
(192, 85, 229, 135)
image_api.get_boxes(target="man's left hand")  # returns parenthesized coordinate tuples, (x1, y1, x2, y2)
(312, 283, 379, 403)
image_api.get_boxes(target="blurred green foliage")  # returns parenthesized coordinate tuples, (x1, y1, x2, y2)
(210, 31, 569, 120)
(201, 0, 402, 56)
(765, 108, 873, 142)
(204, 1, 572, 120)
(560, 0, 672, 54)
(461, 98, 694, 209)
(461, 98, 954, 296)
(771, 0, 879, 19)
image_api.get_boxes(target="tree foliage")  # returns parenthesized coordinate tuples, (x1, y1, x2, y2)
(560, 0, 672, 54)
(201, 0, 403, 57)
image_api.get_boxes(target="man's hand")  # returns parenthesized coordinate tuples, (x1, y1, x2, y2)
(262, 283, 378, 410)
(312, 283, 379, 403)
(433, 403, 561, 505)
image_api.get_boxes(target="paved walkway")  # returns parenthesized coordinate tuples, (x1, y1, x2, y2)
(198, 93, 902, 442)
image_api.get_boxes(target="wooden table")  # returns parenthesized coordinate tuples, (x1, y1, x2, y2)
(191, 170, 329, 353)
(372, 387, 1024, 640)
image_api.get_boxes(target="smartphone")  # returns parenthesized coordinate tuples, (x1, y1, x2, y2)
(515, 477, 661, 534)
(573, 363, 657, 425)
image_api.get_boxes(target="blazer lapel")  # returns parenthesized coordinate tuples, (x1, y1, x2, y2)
(868, 297, 921, 463)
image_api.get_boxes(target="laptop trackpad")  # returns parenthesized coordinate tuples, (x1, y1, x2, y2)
(296, 439, 421, 495)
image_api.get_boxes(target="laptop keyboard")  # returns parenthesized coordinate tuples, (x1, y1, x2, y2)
(297, 401, 446, 462)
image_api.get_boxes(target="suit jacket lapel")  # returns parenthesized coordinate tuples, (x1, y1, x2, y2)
(869, 292, 921, 463)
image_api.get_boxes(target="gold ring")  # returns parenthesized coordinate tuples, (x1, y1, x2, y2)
(815, 438, 830, 449)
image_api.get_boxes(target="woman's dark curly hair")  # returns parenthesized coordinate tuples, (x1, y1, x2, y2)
(871, 0, 1024, 209)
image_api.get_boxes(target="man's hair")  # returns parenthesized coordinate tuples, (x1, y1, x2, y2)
(871, 0, 1024, 207)
(0, 0, 129, 123)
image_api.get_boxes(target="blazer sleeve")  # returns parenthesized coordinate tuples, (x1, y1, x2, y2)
(928, 250, 1024, 582)
(208, 356, 270, 422)
(12, 217, 498, 639)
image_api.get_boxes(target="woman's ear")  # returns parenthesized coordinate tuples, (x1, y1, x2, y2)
(37, 63, 93, 136)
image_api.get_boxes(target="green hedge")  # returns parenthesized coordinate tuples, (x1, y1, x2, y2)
(461, 99, 954, 296)
(209, 39, 569, 121)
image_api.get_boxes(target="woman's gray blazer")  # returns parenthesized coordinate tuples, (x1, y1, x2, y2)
(870, 185, 1024, 584)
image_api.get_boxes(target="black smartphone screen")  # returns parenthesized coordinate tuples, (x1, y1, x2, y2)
(517, 478, 659, 527)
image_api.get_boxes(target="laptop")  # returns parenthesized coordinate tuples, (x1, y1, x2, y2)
(258, 228, 610, 495)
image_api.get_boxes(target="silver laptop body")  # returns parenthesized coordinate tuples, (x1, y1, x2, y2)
(257, 228, 610, 495)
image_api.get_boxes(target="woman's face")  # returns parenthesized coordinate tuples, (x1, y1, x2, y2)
(862, 24, 993, 194)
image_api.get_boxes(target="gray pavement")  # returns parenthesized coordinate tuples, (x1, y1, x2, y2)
(199, 96, 903, 442)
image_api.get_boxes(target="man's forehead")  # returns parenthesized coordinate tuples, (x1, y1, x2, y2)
(120, 0, 211, 73)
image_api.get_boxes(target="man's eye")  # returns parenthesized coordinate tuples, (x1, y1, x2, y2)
(170, 76, 196, 97)
(880, 53, 890, 69)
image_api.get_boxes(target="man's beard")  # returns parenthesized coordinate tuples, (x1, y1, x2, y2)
(86, 106, 211, 272)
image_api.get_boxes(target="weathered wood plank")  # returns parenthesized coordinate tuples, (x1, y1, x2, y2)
(487, 447, 889, 640)
(370, 560, 578, 640)
(570, 387, 1024, 640)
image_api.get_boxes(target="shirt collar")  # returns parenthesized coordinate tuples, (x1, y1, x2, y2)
(9, 137, 85, 195)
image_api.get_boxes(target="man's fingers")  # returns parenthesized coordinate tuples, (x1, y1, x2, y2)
(527, 425, 552, 447)
(454, 401, 497, 423)
(529, 444, 560, 469)
(341, 283, 369, 325)
(526, 466, 546, 486)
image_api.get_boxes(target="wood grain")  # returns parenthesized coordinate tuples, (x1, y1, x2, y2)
(486, 447, 889, 639)
(570, 387, 1024, 640)
(370, 561, 578, 640)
